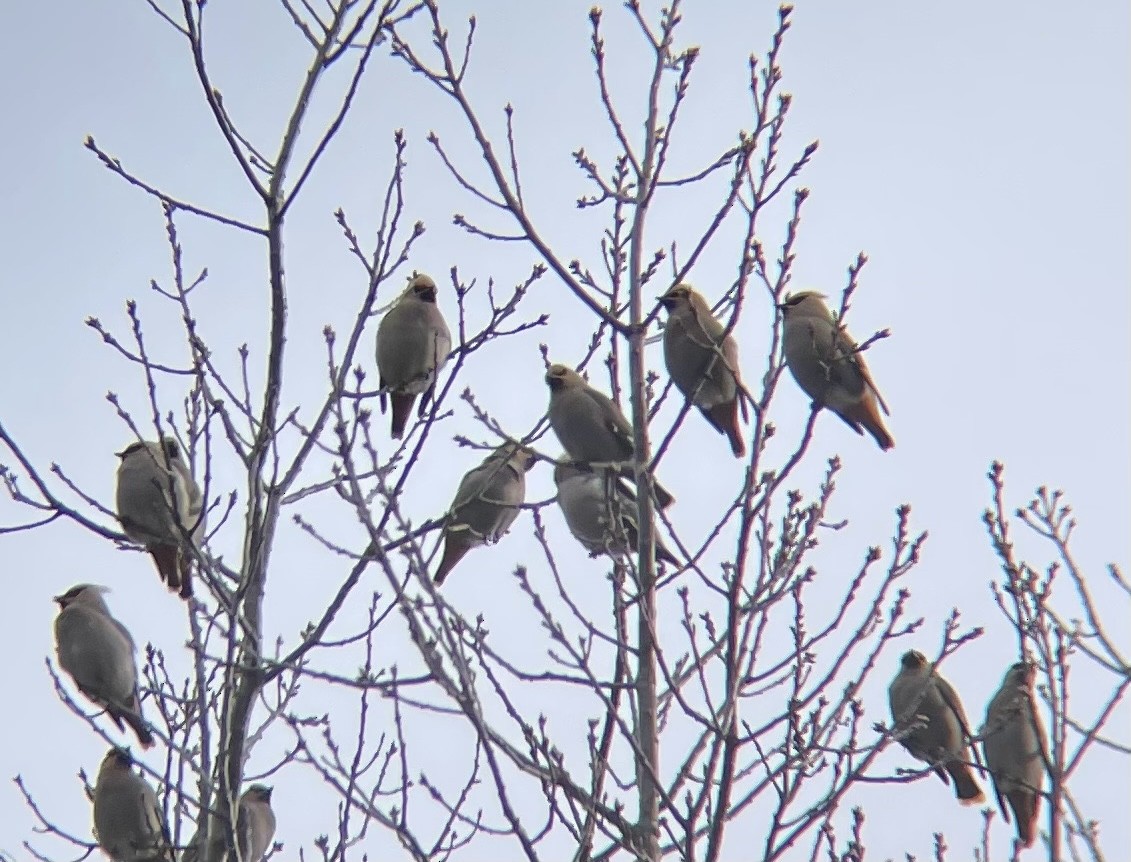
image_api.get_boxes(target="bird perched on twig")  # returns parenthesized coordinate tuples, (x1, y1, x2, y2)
(554, 460, 679, 566)
(545, 363, 675, 509)
(779, 291, 894, 450)
(434, 443, 538, 585)
(54, 584, 153, 749)
(181, 784, 277, 862)
(237, 784, 277, 862)
(377, 273, 452, 439)
(659, 283, 749, 457)
(115, 437, 204, 599)
(888, 650, 985, 804)
(982, 661, 1047, 849)
(92, 747, 173, 862)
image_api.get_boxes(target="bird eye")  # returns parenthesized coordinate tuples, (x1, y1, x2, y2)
(164, 440, 181, 459)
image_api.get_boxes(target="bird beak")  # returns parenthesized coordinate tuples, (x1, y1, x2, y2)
(52, 594, 66, 606)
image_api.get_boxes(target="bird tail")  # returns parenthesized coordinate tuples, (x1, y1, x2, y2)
(837, 396, 895, 451)
(114, 703, 155, 750)
(703, 401, 746, 458)
(1007, 790, 1039, 848)
(651, 478, 676, 510)
(945, 761, 986, 805)
(177, 550, 194, 600)
(656, 541, 680, 567)
(433, 536, 471, 585)
(390, 393, 417, 439)
(150, 545, 182, 594)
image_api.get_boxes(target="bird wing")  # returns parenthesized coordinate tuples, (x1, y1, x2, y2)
(589, 389, 635, 457)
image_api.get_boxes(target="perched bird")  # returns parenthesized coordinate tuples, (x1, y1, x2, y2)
(115, 437, 204, 599)
(376, 273, 453, 439)
(982, 661, 1047, 849)
(54, 584, 153, 749)
(544, 364, 675, 509)
(434, 443, 538, 585)
(238, 785, 277, 862)
(659, 284, 748, 457)
(779, 291, 894, 450)
(180, 785, 276, 862)
(554, 460, 679, 566)
(92, 748, 172, 862)
(888, 650, 985, 804)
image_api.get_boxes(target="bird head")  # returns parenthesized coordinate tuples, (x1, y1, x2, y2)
(54, 583, 110, 609)
(658, 283, 694, 312)
(778, 290, 830, 317)
(544, 363, 581, 391)
(102, 747, 134, 771)
(900, 650, 929, 672)
(407, 273, 438, 303)
(245, 784, 274, 803)
(1006, 660, 1036, 689)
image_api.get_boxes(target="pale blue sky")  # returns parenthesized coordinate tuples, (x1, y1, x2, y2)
(1, 1, 1127, 859)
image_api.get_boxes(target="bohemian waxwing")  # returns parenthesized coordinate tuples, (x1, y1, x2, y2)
(553, 460, 679, 566)
(376, 274, 452, 439)
(54, 584, 153, 748)
(659, 284, 748, 457)
(888, 650, 985, 804)
(434, 443, 537, 585)
(779, 291, 894, 450)
(115, 437, 204, 599)
(982, 661, 1047, 848)
(92, 747, 172, 862)
(237, 784, 277, 862)
(544, 364, 675, 509)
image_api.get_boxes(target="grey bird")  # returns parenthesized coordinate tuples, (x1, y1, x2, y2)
(554, 460, 679, 566)
(376, 273, 453, 439)
(659, 284, 748, 457)
(54, 584, 153, 749)
(888, 650, 985, 804)
(545, 363, 675, 509)
(237, 784, 277, 862)
(982, 661, 1047, 848)
(115, 437, 204, 599)
(92, 748, 172, 862)
(181, 785, 276, 862)
(434, 444, 538, 585)
(779, 291, 894, 450)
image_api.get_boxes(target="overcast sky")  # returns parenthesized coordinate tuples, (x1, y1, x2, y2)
(1, 1, 1127, 859)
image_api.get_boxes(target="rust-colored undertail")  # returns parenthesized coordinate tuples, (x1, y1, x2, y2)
(703, 400, 746, 458)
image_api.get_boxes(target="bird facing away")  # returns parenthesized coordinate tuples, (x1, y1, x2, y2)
(376, 273, 453, 439)
(434, 443, 538, 585)
(115, 437, 204, 600)
(779, 291, 894, 450)
(553, 460, 679, 566)
(54, 584, 153, 749)
(982, 661, 1047, 849)
(544, 363, 675, 509)
(659, 284, 749, 457)
(888, 650, 985, 805)
(237, 784, 277, 862)
(92, 747, 173, 862)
